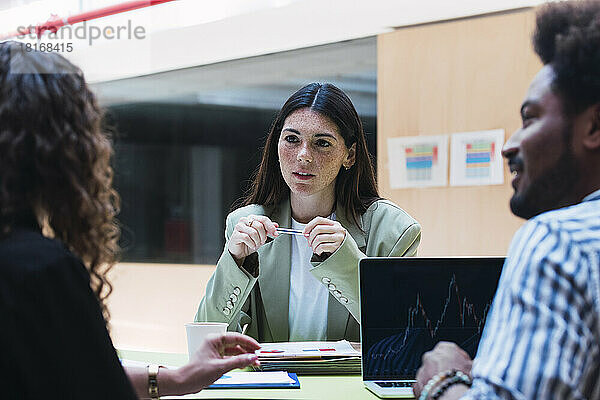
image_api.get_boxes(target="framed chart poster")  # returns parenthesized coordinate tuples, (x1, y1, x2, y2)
(450, 129, 505, 186)
(387, 135, 449, 189)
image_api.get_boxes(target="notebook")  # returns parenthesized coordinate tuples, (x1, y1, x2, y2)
(206, 371, 300, 389)
(359, 257, 504, 398)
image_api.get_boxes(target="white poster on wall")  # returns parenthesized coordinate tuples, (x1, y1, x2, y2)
(450, 129, 505, 187)
(387, 135, 449, 189)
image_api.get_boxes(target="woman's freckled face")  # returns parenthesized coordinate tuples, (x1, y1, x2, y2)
(277, 108, 349, 198)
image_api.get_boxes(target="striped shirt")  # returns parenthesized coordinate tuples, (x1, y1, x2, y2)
(462, 190, 600, 400)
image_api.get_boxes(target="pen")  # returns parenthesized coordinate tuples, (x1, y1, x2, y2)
(276, 227, 307, 236)
(241, 323, 248, 336)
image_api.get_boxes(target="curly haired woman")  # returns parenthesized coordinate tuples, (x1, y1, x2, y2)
(0, 41, 259, 399)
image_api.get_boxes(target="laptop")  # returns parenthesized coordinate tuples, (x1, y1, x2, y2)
(359, 257, 504, 398)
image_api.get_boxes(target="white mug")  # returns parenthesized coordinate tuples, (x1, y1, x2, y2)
(185, 322, 228, 359)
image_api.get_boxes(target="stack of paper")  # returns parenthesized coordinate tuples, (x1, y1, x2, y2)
(254, 340, 361, 375)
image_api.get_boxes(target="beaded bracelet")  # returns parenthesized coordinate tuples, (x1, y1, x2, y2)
(430, 370, 472, 400)
(418, 369, 455, 400)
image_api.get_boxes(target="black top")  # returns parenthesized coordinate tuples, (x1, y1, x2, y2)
(0, 222, 137, 399)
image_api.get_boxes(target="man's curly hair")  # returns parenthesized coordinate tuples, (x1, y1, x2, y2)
(0, 41, 120, 319)
(534, 0, 600, 114)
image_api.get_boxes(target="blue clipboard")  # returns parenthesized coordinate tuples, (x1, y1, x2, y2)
(206, 372, 300, 389)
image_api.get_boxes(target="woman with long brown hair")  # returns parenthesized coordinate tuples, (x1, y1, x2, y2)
(196, 83, 421, 342)
(0, 41, 259, 399)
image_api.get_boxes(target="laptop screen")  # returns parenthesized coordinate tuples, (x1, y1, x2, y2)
(359, 257, 504, 381)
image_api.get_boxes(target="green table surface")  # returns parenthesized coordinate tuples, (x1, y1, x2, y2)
(117, 349, 392, 399)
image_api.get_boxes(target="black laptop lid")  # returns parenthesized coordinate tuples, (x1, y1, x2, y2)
(359, 257, 504, 380)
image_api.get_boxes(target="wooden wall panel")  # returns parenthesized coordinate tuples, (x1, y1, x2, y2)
(377, 9, 541, 256)
(107, 263, 216, 353)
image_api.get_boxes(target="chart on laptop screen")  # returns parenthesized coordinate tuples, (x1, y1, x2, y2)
(360, 258, 503, 380)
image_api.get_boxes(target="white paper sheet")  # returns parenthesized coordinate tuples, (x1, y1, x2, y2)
(256, 340, 360, 358)
(213, 371, 295, 385)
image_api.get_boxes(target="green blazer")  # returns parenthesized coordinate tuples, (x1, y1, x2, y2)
(194, 198, 421, 342)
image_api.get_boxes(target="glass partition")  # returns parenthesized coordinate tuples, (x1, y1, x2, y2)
(96, 37, 377, 264)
